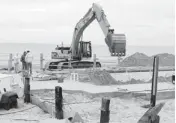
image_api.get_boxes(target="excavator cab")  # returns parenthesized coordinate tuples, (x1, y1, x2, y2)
(105, 32, 126, 56)
(78, 41, 92, 60)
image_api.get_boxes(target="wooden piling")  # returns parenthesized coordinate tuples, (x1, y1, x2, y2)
(151, 56, 159, 107)
(172, 75, 175, 84)
(100, 98, 110, 123)
(24, 77, 30, 103)
(55, 86, 63, 119)
(40, 53, 44, 71)
(68, 55, 72, 69)
(93, 54, 96, 68)
(8, 53, 13, 73)
(69, 60, 72, 69)
(22, 56, 32, 103)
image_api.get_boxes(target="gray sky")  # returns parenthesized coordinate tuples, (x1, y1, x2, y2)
(0, 0, 174, 46)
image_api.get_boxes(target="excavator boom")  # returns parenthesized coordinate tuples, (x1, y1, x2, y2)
(71, 3, 126, 59)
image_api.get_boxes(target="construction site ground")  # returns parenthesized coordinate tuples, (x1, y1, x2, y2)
(0, 70, 175, 123)
(0, 96, 174, 123)
(30, 79, 174, 99)
(30, 78, 174, 123)
(31, 89, 175, 123)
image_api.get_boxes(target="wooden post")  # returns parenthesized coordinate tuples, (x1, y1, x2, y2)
(8, 53, 13, 73)
(24, 77, 30, 103)
(151, 56, 159, 107)
(23, 63, 31, 103)
(55, 86, 63, 119)
(68, 55, 72, 69)
(40, 53, 44, 71)
(172, 74, 175, 84)
(69, 60, 72, 69)
(22, 55, 32, 103)
(93, 54, 96, 68)
(100, 98, 110, 123)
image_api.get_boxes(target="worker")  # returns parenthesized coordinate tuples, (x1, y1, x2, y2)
(25, 50, 33, 75)
(20, 51, 27, 70)
(55, 45, 59, 50)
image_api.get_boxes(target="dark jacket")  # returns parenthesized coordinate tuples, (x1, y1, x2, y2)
(20, 52, 26, 63)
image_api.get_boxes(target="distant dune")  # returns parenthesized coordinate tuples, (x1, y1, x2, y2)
(92, 45, 175, 57)
(120, 52, 175, 67)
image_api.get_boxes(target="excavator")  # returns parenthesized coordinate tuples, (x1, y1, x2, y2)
(45, 3, 126, 70)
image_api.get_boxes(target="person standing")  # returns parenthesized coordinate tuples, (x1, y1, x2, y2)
(20, 51, 27, 70)
(25, 50, 33, 75)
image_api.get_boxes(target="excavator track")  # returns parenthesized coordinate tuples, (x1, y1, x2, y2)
(45, 60, 101, 71)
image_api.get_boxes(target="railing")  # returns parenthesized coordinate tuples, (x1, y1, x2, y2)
(0, 53, 175, 73)
(0, 53, 117, 71)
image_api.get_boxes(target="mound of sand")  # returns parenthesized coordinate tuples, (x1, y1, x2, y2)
(115, 76, 173, 85)
(78, 69, 118, 85)
(77, 69, 173, 85)
(120, 52, 175, 67)
(151, 53, 175, 66)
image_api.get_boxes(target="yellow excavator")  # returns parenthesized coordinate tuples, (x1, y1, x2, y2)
(45, 3, 126, 70)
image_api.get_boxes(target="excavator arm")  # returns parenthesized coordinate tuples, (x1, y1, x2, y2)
(70, 3, 126, 59)
(71, 8, 95, 59)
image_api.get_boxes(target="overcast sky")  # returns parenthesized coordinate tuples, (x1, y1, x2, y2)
(0, 0, 174, 46)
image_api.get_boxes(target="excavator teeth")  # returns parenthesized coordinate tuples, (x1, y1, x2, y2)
(111, 51, 125, 56)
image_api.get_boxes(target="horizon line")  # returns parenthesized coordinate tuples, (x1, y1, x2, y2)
(0, 42, 175, 47)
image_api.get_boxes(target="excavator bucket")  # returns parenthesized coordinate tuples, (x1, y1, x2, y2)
(105, 33, 126, 56)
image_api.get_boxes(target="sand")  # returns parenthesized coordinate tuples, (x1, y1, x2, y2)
(0, 99, 52, 123)
(0, 71, 174, 123)
(31, 89, 175, 123)
(0, 98, 174, 123)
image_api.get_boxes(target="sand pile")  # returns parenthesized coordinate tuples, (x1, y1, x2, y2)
(114, 75, 173, 85)
(76, 69, 173, 85)
(77, 69, 118, 85)
(120, 52, 175, 67)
